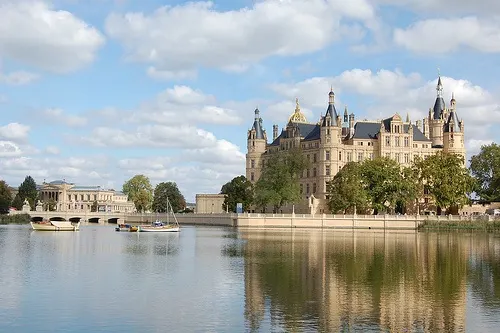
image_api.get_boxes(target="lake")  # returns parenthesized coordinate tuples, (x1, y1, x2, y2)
(0, 224, 499, 332)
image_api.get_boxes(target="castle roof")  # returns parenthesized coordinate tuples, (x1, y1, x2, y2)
(353, 119, 431, 141)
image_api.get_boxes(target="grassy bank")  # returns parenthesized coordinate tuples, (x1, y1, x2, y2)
(418, 218, 500, 231)
(0, 214, 31, 225)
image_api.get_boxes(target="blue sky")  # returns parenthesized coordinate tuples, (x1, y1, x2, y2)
(1, 0, 499, 201)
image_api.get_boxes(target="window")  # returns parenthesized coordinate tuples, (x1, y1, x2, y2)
(395, 137, 400, 147)
(358, 152, 364, 162)
(306, 184, 310, 194)
(326, 165, 331, 176)
(307, 169, 310, 178)
(404, 153, 410, 164)
(404, 137, 409, 147)
(326, 129, 330, 135)
(300, 184, 303, 194)
(347, 152, 352, 162)
(386, 136, 390, 146)
(313, 154, 317, 163)
(313, 168, 317, 177)
(326, 151, 330, 160)
(339, 152, 342, 161)
(369, 153, 374, 160)
(313, 183, 317, 193)
(395, 153, 400, 163)
(251, 159, 255, 168)
(250, 172, 254, 181)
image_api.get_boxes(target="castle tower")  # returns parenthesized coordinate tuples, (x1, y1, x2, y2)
(430, 74, 446, 147)
(320, 88, 343, 195)
(246, 108, 267, 183)
(443, 93, 466, 162)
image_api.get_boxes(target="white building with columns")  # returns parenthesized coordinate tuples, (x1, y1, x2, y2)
(38, 180, 136, 213)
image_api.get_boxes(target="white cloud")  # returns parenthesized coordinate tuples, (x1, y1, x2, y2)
(0, 70, 39, 85)
(0, 122, 30, 142)
(269, 69, 500, 160)
(101, 85, 243, 126)
(0, 141, 22, 157)
(105, 0, 375, 77)
(43, 108, 88, 127)
(466, 139, 494, 160)
(0, 1, 105, 73)
(394, 17, 500, 53)
(45, 146, 60, 155)
(376, 0, 500, 15)
(82, 124, 221, 149)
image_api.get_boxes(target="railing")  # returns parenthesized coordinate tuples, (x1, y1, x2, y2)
(237, 213, 500, 221)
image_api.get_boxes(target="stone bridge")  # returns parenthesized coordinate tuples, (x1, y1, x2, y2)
(11, 210, 126, 224)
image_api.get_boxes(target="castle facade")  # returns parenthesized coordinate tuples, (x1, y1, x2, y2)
(246, 75, 465, 212)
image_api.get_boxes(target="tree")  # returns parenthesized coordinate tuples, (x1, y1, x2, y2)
(469, 143, 500, 202)
(361, 157, 417, 214)
(122, 175, 153, 213)
(415, 152, 475, 215)
(152, 182, 186, 213)
(17, 175, 38, 210)
(0, 180, 12, 214)
(326, 162, 370, 214)
(220, 175, 254, 213)
(254, 148, 308, 213)
(11, 194, 23, 210)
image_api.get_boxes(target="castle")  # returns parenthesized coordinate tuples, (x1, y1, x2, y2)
(246, 75, 466, 213)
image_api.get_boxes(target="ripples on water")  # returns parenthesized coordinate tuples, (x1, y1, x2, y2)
(0, 225, 499, 332)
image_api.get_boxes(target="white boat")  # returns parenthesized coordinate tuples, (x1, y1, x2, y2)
(31, 220, 80, 231)
(137, 197, 180, 232)
(138, 220, 180, 232)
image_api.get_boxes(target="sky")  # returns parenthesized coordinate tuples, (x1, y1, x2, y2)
(0, 0, 499, 202)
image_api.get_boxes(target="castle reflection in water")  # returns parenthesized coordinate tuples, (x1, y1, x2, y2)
(240, 230, 500, 332)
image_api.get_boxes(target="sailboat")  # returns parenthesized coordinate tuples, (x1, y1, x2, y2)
(137, 197, 180, 232)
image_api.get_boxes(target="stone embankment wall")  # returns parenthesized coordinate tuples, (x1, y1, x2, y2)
(126, 213, 432, 229)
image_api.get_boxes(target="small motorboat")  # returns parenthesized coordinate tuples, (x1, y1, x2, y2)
(115, 224, 138, 232)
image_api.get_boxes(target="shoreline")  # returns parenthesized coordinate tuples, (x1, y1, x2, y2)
(4, 212, 500, 231)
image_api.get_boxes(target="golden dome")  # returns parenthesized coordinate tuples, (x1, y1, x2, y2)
(288, 98, 307, 123)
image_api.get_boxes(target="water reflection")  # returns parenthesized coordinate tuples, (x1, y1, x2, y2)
(122, 233, 180, 256)
(240, 229, 500, 333)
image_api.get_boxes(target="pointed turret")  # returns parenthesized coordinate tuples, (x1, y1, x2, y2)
(250, 108, 265, 139)
(322, 87, 338, 126)
(444, 94, 461, 133)
(433, 74, 445, 120)
(406, 112, 410, 123)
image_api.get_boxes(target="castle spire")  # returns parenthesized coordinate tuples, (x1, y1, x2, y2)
(328, 86, 335, 105)
(432, 71, 445, 120)
(436, 69, 443, 98)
